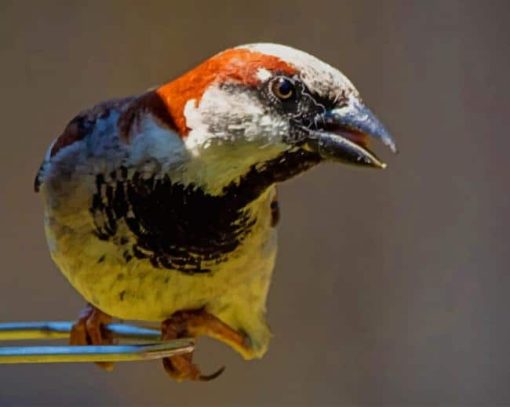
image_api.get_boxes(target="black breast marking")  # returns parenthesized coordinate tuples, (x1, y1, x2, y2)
(90, 149, 320, 275)
(270, 194, 280, 227)
(91, 170, 255, 274)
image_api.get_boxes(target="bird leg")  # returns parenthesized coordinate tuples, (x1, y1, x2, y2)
(161, 308, 250, 382)
(70, 303, 115, 371)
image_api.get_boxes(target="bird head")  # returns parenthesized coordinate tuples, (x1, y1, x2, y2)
(155, 43, 397, 190)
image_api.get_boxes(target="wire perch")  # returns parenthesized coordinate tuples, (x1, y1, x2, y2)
(0, 321, 194, 364)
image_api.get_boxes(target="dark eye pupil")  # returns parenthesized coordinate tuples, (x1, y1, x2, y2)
(272, 78, 294, 100)
(278, 80, 293, 96)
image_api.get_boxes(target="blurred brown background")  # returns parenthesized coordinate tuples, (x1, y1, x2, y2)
(1, 0, 509, 405)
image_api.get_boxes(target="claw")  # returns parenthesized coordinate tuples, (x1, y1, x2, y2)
(199, 365, 225, 381)
(162, 352, 225, 382)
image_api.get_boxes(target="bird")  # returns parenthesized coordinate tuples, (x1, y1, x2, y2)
(35, 43, 397, 381)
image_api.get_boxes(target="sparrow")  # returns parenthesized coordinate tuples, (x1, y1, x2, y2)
(35, 43, 397, 381)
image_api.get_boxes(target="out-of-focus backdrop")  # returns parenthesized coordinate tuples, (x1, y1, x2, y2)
(1, 0, 509, 405)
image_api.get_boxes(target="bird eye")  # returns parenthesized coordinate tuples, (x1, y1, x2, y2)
(271, 77, 295, 100)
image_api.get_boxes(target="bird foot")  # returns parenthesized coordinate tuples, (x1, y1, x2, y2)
(161, 308, 249, 382)
(70, 303, 115, 371)
(162, 352, 225, 382)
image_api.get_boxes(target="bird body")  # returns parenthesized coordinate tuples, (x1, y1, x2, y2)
(39, 93, 280, 357)
(37, 43, 396, 379)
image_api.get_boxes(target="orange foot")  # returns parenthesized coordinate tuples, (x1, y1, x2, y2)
(70, 303, 115, 371)
(161, 308, 251, 382)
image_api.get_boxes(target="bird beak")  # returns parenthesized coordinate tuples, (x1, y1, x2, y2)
(304, 100, 397, 169)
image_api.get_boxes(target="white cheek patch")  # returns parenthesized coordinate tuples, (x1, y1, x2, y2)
(183, 84, 272, 153)
(180, 83, 290, 194)
(183, 99, 207, 155)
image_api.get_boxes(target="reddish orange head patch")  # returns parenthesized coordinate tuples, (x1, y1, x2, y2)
(156, 48, 297, 136)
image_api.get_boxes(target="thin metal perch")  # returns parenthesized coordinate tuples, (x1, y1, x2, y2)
(0, 321, 194, 364)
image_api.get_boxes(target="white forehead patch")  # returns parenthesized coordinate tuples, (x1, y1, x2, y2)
(256, 68, 272, 82)
(238, 43, 359, 100)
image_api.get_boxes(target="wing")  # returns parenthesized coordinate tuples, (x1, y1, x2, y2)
(34, 97, 138, 193)
(34, 91, 177, 193)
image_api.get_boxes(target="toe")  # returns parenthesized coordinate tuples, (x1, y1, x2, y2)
(162, 354, 201, 382)
(69, 319, 87, 346)
(70, 304, 115, 372)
